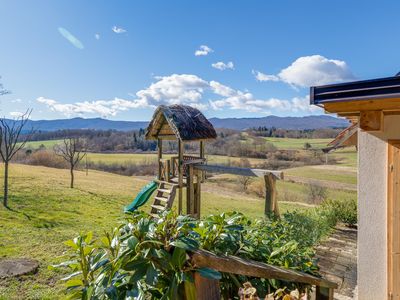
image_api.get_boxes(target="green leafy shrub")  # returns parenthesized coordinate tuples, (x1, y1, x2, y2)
(321, 198, 357, 227)
(53, 210, 335, 299)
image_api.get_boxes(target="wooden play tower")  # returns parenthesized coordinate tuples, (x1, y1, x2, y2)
(145, 104, 283, 219)
(145, 104, 216, 218)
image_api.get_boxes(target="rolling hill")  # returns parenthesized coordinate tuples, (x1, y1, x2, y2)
(13, 115, 348, 132)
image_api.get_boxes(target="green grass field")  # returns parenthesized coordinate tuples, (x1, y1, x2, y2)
(264, 137, 332, 150)
(0, 164, 309, 299)
(86, 152, 266, 166)
(24, 139, 63, 149)
(285, 165, 357, 185)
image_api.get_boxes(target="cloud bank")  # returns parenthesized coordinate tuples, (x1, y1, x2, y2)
(37, 74, 321, 117)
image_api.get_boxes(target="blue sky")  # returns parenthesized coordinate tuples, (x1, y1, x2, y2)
(1, 0, 399, 121)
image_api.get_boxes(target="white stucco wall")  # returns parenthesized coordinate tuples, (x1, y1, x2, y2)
(358, 115, 400, 300)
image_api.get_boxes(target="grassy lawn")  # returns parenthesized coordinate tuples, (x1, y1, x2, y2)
(86, 152, 266, 167)
(0, 164, 307, 299)
(285, 165, 357, 185)
(263, 137, 331, 150)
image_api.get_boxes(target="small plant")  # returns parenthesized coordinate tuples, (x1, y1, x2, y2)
(307, 183, 327, 204)
(303, 142, 312, 150)
(322, 198, 357, 227)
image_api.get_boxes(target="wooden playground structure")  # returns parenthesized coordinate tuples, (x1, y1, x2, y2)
(145, 104, 282, 218)
(143, 104, 337, 299)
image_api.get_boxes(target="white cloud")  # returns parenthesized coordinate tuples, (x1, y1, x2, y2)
(9, 111, 24, 118)
(112, 26, 127, 34)
(253, 55, 355, 87)
(11, 98, 22, 103)
(134, 74, 209, 108)
(252, 70, 279, 82)
(212, 61, 234, 71)
(95, 33, 100, 40)
(36, 74, 321, 117)
(36, 97, 137, 117)
(194, 45, 213, 56)
(208, 81, 321, 114)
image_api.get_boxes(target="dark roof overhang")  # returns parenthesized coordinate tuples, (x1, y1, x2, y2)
(310, 75, 400, 106)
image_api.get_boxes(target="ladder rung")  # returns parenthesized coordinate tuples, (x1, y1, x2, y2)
(158, 189, 171, 194)
(151, 204, 166, 211)
(155, 180, 178, 186)
(155, 196, 169, 202)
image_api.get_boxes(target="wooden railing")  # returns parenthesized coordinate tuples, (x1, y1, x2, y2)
(189, 249, 337, 300)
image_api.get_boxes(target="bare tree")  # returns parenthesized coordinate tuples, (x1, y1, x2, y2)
(0, 110, 34, 207)
(54, 138, 86, 188)
(237, 175, 252, 192)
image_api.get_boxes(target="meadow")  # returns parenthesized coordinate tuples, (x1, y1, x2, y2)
(25, 137, 357, 169)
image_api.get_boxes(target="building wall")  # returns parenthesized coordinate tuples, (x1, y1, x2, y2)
(358, 115, 400, 300)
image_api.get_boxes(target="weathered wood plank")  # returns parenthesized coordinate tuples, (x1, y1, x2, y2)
(194, 164, 283, 179)
(191, 249, 338, 289)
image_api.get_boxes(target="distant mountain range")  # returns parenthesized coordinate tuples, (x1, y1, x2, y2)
(17, 115, 349, 132)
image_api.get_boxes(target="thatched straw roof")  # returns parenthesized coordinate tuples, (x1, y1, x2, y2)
(145, 105, 217, 141)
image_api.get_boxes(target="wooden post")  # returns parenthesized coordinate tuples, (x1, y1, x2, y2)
(158, 139, 163, 180)
(195, 171, 201, 218)
(264, 173, 279, 216)
(200, 141, 205, 159)
(194, 272, 220, 300)
(178, 139, 183, 214)
(388, 141, 400, 299)
(186, 164, 194, 216)
(199, 141, 205, 182)
(315, 286, 334, 300)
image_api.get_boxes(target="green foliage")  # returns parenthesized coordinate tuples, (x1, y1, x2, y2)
(54, 209, 336, 299)
(321, 198, 358, 227)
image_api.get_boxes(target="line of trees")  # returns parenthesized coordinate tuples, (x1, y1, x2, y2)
(248, 126, 343, 139)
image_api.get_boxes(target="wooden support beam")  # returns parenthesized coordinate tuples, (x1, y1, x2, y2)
(388, 141, 400, 299)
(315, 286, 334, 300)
(324, 98, 400, 114)
(194, 164, 283, 180)
(178, 140, 183, 214)
(157, 139, 162, 180)
(190, 249, 338, 289)
(186, 164, 195, 216)
(359, 110, 384, 131)
(193, 272, 220, 300)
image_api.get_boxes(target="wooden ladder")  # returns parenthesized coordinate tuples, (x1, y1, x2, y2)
(150, 180, 177, 217)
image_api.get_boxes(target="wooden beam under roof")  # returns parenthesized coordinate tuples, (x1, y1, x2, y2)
(359, 110, 384, 131)
(324, 98, 400, 115)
